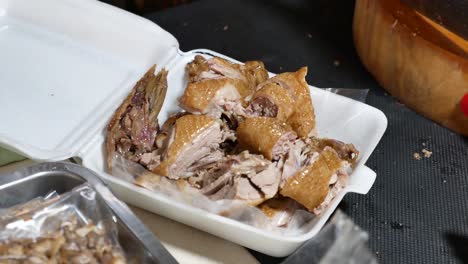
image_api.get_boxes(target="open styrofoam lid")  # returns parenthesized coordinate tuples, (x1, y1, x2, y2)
(0, 0, 179, 160)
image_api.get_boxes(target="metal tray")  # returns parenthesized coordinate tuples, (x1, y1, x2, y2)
(0, 162, 178, 264)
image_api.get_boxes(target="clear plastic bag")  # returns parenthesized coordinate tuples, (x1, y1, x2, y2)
(282, 210, 378, 264)
(323, 88, 369, 103)
(0, 190, 59, 220)
(0, 184, 127, 263)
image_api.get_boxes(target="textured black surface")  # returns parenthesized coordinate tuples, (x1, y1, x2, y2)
(140, 0, 468, 263)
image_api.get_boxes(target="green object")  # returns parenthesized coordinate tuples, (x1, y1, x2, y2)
(0, 147, 26, 166)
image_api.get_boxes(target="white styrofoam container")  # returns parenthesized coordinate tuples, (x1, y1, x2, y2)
(0, 0, 387, 257)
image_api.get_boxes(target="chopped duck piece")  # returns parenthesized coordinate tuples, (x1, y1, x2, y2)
(224, 177, 264, 204)
(188, 55, 268, 92)
(250, 82, 295, 121)
(313, 168, 348, 215)
(180, 55, 269, 117)
(249, 162, 281, 199)
(187, 55, 210, 82)
(153, 115, 224, 179)
(201, 151, 281, 205)
(280, 136, 358, 188)
(161, 112, 191, 132)
(308, 137, 359, 163)
(106, 66, 168, 171)
(262, 67, 315, 138)
(179, 78, 246, 117)
(237, 117, 296, 160)
(280, 140, 320, 188)
(280, 147, 344, 212)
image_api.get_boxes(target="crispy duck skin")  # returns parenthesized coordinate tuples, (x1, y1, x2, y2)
(153, 114, 223, 179)
(250, 82, 295, 121)
(180, 55, 269, 116)
(179, 78, 246, 115)
(264, 67, 316, 138)
(106, 66, 167, 171)
(236, 117, 296, 160)
(280, 147, 343, 212)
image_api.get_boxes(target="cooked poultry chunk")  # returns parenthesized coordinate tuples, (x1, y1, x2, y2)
(237, 117, 297, 160)
(187, 55, 268, 93)
(313, 168, 348, 215)
(200, 151, 281, 205)
(153, 114, 225, 179)
(179, 78, 247, 117)
(106, 66, 167, 171)
(308, 137, 359, 163)
(261, 67, 316, 138)
(180, 55, 268, 117)
(249, 82, 295, 121)
(280, 147, 345, 212)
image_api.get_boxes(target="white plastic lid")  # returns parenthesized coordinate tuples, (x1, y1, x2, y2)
(0, 0, 179, 160)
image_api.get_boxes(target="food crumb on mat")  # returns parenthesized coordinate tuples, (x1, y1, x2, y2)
(422, 149, 432, 158)
(413, 152, 421, 160)
(307, 33, 312, 39)
(333, 59, 340, 67)
(223, 25, 229, 31)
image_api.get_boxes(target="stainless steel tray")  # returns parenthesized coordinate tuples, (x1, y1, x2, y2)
(0, 162, 178, 264)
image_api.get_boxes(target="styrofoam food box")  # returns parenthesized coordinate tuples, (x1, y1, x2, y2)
(0, 0, 387, 257)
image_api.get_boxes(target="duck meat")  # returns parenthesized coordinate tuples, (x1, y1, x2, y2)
(280, 147, 346, 212)
(106, 66, 168, 171)
(153, 114, 224, 179)
(260, 67, 316, 138)
(180, 55, 269, 117)
(236, 117, 296, 160)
